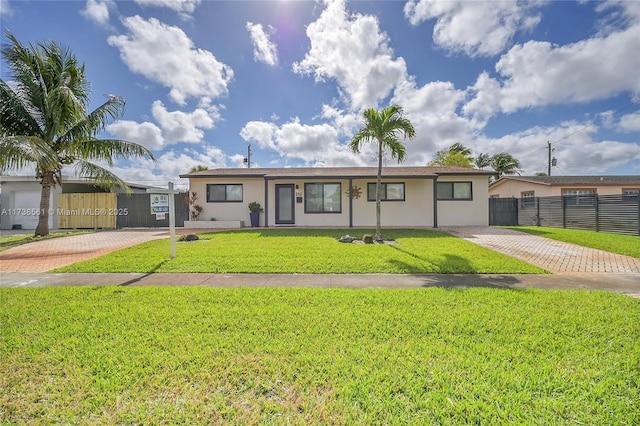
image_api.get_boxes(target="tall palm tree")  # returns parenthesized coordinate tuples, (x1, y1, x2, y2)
(349, 105, 415, 242)
(0, 32, 154, 236)
(490, 152, 521, 180)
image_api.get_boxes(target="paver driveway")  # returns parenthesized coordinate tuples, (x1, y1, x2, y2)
(0, 229, 171, 272)
(441, 226, 640, 273)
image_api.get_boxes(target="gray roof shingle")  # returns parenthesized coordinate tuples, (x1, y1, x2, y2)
(492, 175, 640, 186)
(180, 166, 495, 179)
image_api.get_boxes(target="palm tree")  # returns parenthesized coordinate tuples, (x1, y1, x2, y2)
(474, 152, 491, 169)
(0, 32, 154, 236)
(349, 105, 415, 242)
(490, 152, 521, 180)
(189, 165, 209, 173)
(428, 143, 474, 167)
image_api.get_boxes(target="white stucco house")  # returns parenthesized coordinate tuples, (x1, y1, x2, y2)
(0, 175, 151, 230)
(179, 166, 495, 229)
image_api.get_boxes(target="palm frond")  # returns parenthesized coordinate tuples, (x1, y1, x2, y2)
(72, 160, 132, 194)
(0, 135, 58, 172)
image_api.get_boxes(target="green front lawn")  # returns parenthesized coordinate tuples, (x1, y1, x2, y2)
(55, 229, 546, 274)
(1, 287, 638, 424)
(508, 226, 640, 259)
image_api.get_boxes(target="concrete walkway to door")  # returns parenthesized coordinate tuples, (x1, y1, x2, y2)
(441, 226, 640, 273)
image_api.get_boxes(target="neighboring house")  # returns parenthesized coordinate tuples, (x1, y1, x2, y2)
(0, 176, 152, 230)
(489, 175, 640, 206)
(179, 166, 495, 228)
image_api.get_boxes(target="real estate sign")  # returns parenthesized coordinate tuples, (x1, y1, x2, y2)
(150, 194, 169, 214)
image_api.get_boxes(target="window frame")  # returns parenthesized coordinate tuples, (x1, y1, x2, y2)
(436, 181, 473, 201)
(366, 182, 406, 202)
(206, 183, 244, 203)
(562, 188, 596, 206)
(304, 182, 342, 214)
(521, 190, 535, 207)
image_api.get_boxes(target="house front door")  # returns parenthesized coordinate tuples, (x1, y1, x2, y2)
(275, 184, 295, 225)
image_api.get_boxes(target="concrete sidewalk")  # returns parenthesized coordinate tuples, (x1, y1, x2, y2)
(1, 272, 639, 298)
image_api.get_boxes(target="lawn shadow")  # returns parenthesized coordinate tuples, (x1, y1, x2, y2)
(118, 260, 169, 286)
(388, 251, 530, 290)
(416, 274, 526, 290)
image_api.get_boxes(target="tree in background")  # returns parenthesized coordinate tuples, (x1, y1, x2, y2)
(474, 152, 492, 169)
(428, 143, 474, 167)
(0, 32, 154, 236)
(190, 165, 209, 173)
(350, 105, 415, 242)
(490, 152, 522, 179)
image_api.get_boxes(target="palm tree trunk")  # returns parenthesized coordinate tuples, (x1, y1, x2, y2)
(35, 176, 53, 236)
(375, 139, 383, 242)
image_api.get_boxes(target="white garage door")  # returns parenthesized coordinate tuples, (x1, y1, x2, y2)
(13, 191, 52, 230)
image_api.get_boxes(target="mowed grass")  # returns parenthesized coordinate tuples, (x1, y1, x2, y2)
(1, 287, 638, 424)
(509, 226, 640, 259)
(56, 229, 545, 274)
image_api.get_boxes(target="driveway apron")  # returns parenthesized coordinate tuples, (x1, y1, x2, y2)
(441, 226, 640, 273)
(0, 229, 170, 272)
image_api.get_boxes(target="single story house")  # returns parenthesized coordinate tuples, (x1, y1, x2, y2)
(489, 175, 640, 204)
(179, 166, 495, 228)
(0, 175, 152, 230)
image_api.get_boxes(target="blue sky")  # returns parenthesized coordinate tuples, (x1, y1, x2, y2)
(1, 0, 639, 190)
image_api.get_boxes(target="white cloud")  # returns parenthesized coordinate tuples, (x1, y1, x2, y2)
(107, 145, 227, 189)
(106, 101, 217, 149)
(618, 111, 640, 132)
(151, 101, 215, 144)
(81, 0, 115, 26)
(473, 121, 640, 175)
(240, 121, 279, 151)
(404, 0, 543, 57)
(241, 117, 360, 166)
(108, 16, 234, 105)
(464, 23, 640, 121)
(246, 22, 279, 66)
(106, 120, 164, 151)
(293, 0, 407, 110)
(134, 0, 200, 19)
(0, 0, 13, 17)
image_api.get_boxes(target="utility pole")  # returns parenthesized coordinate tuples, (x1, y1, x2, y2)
(243, 144, 252, 168)
(547, 141, 557, 176)
(548, 141, 551, 176)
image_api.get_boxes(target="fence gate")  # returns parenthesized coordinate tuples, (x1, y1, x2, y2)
(57, 193, 117, 229)
(489, 197, 518, 226)
(116, 193, 189, 228)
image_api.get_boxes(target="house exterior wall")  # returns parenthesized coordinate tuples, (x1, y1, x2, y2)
(188, 177, 265, 224)
(437, 175, 491, 226)
(188, 174, 494, 228)
(0, 180, 57, 230)
(489, 180, 640, 198)
(349, 178, 433, 227)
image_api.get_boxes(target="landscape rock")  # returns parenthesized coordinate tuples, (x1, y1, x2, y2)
(338, 235, 356, 243)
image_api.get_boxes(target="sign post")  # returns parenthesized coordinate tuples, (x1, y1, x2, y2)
(147, 182, 179, 258)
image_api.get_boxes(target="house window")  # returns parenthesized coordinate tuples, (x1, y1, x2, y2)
(562, 189, 595, 206)
(521, 191, 535, 207)
(206, 184, 243, 202)
(305, 183, 341, 213)
(367, 182, 405, 201)
(437, 182, 472, 200)
(622, 188, 639, 196)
